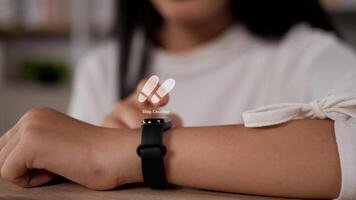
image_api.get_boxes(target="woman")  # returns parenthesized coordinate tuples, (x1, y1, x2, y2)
(1, 0, 356, 199)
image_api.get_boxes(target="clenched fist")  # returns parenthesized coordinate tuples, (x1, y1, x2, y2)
(0, 108, 142, 189)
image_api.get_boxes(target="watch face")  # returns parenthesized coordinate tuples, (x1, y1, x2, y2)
(142, 118, 165, 124)
(142, 118, 172, 129)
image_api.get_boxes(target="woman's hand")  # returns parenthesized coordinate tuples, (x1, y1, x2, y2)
(0, 108, 142, 189)
(102, 79, 183, 129)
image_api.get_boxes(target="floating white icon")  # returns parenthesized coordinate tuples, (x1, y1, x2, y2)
(138, 75, 159, 103)
(138, 75, 175, 104)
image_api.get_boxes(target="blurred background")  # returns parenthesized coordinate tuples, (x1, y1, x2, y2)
(0, 0, 355, 133)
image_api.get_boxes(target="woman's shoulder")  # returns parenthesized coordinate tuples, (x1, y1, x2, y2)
(272, 22, 356, 69)
(248, 23, 352, 68)
(285, 23, 356, 68)
(280, 23, 356, 97)
(277, 23, 343, 55)
(288, 23, 337, 39)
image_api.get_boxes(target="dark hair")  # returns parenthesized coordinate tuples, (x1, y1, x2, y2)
(116, 0, 338, 99)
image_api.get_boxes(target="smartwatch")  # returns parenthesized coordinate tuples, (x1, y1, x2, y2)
(136, 118, 172, 189)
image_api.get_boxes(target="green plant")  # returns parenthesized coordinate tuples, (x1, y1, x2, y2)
(20, 58, 69, 85)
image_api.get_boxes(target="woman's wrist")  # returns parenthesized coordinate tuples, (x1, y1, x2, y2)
(117, 126, 176, 186)
(93, 127, 143, 186)
(121, 127, 173, 185)
(120, 129, 144, 184)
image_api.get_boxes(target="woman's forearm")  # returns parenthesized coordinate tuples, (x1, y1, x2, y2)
(127, 119, 341, 199)
(0, 109, 341, 198)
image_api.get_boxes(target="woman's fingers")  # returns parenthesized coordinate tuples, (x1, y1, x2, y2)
(1, 146, 55, 188)
(117, 103, 156, 128)
(167, 113, 184, 128)
(102, 113, 129, 129)
(1, 146, 28, 186)
(0, 131, 20, 171)
(103, 101, 147, 129)
(0, 133, 8, 152)
(0, 125, 18, 152)
(26, 170, 56, 187)
(0, 107, 137, 189)
(102, 77, 175, 129)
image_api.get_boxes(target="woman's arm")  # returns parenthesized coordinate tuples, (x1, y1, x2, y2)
(126, 119, 341, 199)
(0, 109, 340, 199)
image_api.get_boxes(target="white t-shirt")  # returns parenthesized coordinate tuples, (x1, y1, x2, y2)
(69, 24, 356, 199)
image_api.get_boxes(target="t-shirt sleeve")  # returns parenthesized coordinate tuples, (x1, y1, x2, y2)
(334, 118, 356, 199)
(305, 38, 356, 97)
(243, 36, 356, 199)
(309, 39, 356, 200)
(308, 38, 356, 199)
(68, 47, 117, 125)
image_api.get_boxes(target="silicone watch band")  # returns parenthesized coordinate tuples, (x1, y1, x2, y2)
(137, 119, 171, 189)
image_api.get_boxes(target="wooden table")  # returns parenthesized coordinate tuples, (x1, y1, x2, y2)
(0, 179, 298, 200)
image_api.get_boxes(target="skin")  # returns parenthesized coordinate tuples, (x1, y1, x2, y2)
(0, 107, 341, 198)
(0, 0, 343, 199)
(152, 0, 235, 52)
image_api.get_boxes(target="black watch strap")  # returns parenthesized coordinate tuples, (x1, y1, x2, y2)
(137, 119, 171, 189)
